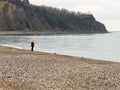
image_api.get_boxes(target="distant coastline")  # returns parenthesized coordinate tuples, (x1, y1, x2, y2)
(0, 30, 109, 35)
(0, 0, 108, 34)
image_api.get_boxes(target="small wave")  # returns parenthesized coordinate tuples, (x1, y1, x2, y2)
(0, 44, 23, 49)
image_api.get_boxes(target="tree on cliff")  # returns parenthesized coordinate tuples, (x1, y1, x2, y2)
(0, 0, 108, 33)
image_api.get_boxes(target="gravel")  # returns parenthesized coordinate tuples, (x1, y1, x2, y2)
(0, 46, 120, 90)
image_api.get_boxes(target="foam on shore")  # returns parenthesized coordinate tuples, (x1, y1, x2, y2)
(0, 44, 24, 49)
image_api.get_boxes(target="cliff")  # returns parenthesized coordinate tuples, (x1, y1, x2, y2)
(0, 0, 108, 34)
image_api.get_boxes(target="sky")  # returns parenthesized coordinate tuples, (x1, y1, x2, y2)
(29, 0, 120, 31)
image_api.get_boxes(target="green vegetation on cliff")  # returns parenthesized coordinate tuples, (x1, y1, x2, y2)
(0, 0, 108, 33)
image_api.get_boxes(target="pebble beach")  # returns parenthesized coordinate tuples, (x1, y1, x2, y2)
(0, 45, 120, 90)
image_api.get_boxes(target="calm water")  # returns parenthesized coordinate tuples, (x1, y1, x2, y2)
(0, 32, 120, 62)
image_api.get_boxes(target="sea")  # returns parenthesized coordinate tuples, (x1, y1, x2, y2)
(0, 31, 120, 62)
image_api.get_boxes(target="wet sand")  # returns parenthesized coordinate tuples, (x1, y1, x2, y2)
(0, 45, 120, 90)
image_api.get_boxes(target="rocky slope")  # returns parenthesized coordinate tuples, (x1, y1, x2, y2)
(0, 0, 108, 33)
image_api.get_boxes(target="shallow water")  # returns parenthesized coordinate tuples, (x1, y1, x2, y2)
(0, 32, 120, 62)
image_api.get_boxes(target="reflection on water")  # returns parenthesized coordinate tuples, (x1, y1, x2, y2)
(0, 32, 120, 62)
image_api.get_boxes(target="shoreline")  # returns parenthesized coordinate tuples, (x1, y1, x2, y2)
(0, 44, 119, 63)
(0, 45, 120, 89)
(0, 31, 109, 35)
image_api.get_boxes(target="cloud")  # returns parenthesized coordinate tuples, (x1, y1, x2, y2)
(101, 20, 120, 31)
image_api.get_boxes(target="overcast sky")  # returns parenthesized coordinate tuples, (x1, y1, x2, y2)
(29, 0, 120, 31)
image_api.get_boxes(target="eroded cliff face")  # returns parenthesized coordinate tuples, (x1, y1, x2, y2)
(0, 1, 27, 30)
(0, 0, 108, 33)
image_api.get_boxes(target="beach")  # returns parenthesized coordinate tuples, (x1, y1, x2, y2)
(0, 45, 120, 90)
